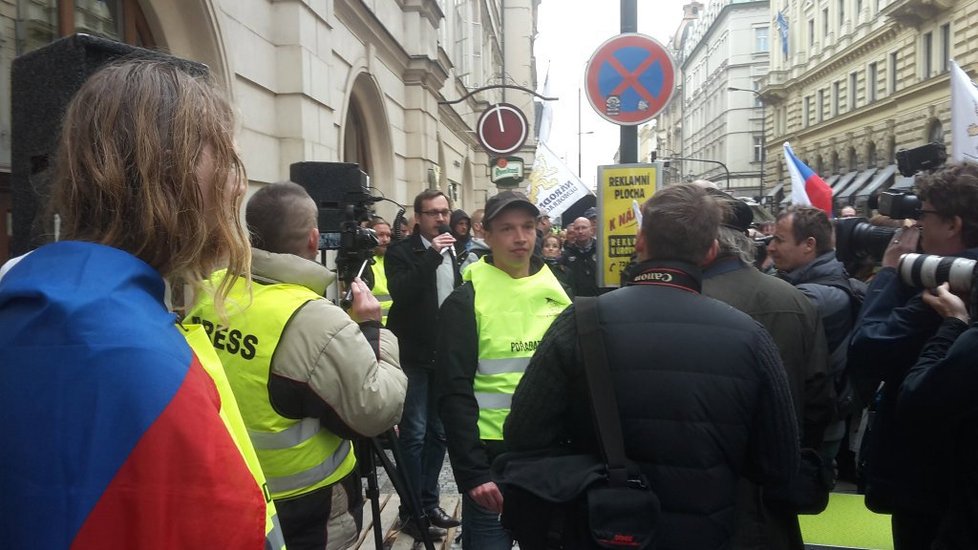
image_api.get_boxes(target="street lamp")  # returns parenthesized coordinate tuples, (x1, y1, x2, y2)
(728, 86, 766, 198)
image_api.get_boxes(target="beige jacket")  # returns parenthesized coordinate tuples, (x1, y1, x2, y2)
(253, 249, 406, 438)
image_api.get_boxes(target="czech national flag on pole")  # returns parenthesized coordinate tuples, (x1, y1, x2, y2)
(783, 141, 833, 215)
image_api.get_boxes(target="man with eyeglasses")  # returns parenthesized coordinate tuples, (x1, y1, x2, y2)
(385, 189, 464, 540)
(848, 162, 978, 550)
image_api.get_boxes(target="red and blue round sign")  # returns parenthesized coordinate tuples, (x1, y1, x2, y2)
(584, 33, 677, 126)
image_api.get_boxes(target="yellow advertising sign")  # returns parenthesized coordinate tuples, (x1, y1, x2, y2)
(596, 163, 659, 287)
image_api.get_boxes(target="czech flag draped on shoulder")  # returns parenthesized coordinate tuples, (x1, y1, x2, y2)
(784, 141, 833, 215)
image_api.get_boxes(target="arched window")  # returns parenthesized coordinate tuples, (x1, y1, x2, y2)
(343, 96, 372, 176)
(867, 142, 877, 167)
(831, 151, 840, 173)
(848, 147, 858, 171)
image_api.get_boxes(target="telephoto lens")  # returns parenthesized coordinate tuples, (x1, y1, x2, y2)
(834, 217, 896, 263)
(897, 253, 977, 294)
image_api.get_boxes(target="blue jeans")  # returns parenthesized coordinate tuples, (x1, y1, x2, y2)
(397, 364, 446, 515)
(462, 493, 512, 550)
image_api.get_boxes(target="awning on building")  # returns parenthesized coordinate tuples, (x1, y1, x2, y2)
(890, 174, 915, 191)
(824, 174, 841, 188)
(831, 171, 859, 195)
(765, 182, 785, 197)
(855, 164, 898, 201)
(836, 167, 879, 201)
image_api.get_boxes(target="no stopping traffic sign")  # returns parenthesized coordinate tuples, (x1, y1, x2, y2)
(585, 33, 677, 126)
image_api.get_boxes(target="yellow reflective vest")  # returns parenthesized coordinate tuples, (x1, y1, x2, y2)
(371, 255, 392, 325)
(464, 259, 571, 440)
(188, 274, 357, 500)
(180, 323, 286, 550)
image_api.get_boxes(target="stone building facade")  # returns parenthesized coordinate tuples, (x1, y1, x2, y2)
(764, 0, 965, 213)
(0, 0, 540, 262)
(682, 0, 770, 196)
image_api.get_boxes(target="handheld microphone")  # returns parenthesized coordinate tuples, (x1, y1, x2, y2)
(437, 224, 457, 263)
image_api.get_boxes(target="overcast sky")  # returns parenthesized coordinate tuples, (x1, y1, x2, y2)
(535, 1, 689, 188)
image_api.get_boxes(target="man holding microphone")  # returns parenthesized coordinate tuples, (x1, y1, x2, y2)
(385, 190, 465, 540)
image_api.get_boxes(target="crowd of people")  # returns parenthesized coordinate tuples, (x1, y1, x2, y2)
(3, 57, 978, 550)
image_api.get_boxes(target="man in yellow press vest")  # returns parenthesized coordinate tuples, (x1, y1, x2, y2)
(189, 182, 407, 550)
(436, 191, 571, 549)
(368, 217, 394, 325)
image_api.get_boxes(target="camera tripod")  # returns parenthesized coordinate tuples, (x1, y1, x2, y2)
(359, 431, 436, 550)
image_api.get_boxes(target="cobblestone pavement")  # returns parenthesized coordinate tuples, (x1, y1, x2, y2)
(374, 450, 458, 500)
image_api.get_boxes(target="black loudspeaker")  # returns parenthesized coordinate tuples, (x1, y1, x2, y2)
(10, 33, 207, 256)
(290, 162, 373, 240)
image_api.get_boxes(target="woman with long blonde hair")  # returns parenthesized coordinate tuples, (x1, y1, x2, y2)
(0, 59, 281, 548)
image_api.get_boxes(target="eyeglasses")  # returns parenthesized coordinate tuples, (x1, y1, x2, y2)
(420, 209, 451, 218)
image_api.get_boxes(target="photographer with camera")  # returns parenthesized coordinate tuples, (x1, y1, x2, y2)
(848, 161, 978, 549)
(893, 281, 978, 549)
(189, 182, 407, 550)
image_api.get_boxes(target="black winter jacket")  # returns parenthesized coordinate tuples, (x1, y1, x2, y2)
(385, 233, 462, 367)
(848, 246, 978, 515)
(559, 238, 599, 297)
(899, 318, 978, 549)
(505, 260, 799, 550)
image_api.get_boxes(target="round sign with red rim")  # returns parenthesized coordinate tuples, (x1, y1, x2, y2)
(477, 103, 529, 156)
(584, 33, 677, 126)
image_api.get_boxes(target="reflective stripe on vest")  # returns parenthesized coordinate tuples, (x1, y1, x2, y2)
(181, 324, 286, 550)
(249, 417, 321, 449)
(265, 439, 353, 494)
(465, 258, 571, 440)
(478, 357, 530, 375)
(372, 255, 393, 325)
(188, 271, 357, 500)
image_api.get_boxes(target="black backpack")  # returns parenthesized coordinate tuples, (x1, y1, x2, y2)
(803, 275, 868, 419)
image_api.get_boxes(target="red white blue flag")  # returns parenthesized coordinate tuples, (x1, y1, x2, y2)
(0, 241, 267, 549)
(783, 141, 833, 215)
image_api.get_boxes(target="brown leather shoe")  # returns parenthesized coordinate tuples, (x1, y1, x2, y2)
(426, 506, 461, 529)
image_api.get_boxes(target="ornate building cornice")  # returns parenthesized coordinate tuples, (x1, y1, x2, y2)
(880, 0, 954, 28)
(404, 54, 450, 93)
(335, 0, 412, 75)
(397, 0, 445, 29)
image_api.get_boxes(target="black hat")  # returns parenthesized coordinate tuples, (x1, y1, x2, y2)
(484, 191, 539, 224)
(583, 206, 598, 220)
(725, 200, 754, 233)
(704, 188, 754, 232)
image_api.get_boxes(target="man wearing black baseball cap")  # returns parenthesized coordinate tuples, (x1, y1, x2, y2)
(436, 190, 571, 549)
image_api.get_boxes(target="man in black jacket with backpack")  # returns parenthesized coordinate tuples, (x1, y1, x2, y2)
(505, 184, 799, 550)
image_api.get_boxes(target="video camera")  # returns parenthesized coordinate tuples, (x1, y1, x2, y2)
(290, 162, 383, 308)
(873, 142, 948, 221)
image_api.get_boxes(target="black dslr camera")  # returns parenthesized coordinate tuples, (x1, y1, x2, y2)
(290, 162, 381, 308)
(876, 142, 948, 220)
